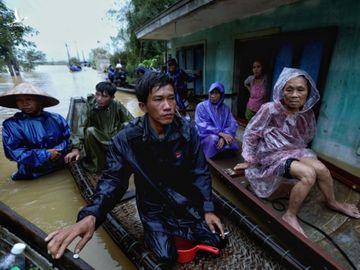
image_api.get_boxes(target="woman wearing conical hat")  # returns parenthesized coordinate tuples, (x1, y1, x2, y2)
(0, 83, 71, 180)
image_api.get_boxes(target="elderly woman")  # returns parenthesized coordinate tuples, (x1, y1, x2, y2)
(234, 68, 360, 236)
(195, 81, 239, 158)
(0, 83, 70, 180)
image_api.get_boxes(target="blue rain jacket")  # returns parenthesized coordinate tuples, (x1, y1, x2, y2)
(2, 111, 71, 180)
(166, 67, 196, 110)
(78, 114, 215, 238)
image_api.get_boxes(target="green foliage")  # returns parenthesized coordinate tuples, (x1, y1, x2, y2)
(110, 51, 128, 67)
(0, 0, 44, 73)
(69, 57, 80, 66)
(108, 0, 177, 69)
(89, 47, 110, 69)
(18, 48, 46, 71)
(141, 58, 159, 69)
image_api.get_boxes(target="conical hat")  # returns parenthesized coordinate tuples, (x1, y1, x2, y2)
(0, 83, 59, 108)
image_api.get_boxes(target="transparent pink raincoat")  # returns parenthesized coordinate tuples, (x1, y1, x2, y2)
(242, 68, 320, 198)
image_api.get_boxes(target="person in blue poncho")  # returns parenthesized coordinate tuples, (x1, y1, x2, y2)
(0, 83, 70, 180)
(135, 65, 150, 80)
(195, 81, 239, 158)
(107, 65, 115, 82)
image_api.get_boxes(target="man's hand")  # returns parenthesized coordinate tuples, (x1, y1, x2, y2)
(48, 149, 62, 161)
(64, 148, 80, 163)
(204, 212, 225, 239)
(218, 132, 235, 145)
(216, 137, 225, 150)
(234, 161, 251, 171)
(45, 215, 96, 259)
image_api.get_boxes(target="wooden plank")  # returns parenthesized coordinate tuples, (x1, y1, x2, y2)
(207, 157, 347, 270)
(0, 202, 93, 270)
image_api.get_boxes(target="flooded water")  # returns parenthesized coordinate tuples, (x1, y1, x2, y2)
(0, 65, 135, 269)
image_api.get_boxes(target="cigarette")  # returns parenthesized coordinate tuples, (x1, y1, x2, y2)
(220, 231, 230, 236)
(73, 253, 80, 259)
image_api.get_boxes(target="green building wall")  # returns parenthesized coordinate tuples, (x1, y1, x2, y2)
(170, 0, 360, 174)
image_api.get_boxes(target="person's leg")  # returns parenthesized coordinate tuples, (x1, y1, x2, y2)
(82, 127, 109, 173)
(192, 220, 223, 247)
(175, 92, 186, 111)
(301, 157, 360, 218)
(144, 230, 177, 268)
(283, 160, 317, 236)
(245, 108, 255, 122)
(201, 134, 220, 158)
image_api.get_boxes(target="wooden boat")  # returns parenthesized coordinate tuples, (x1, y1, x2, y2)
(207, 150, 360, 270)
(116, 85, 135, 94)
(69, 64, 82, 72)
(0, 201, 93, 270)
(66, 97, 312, 270)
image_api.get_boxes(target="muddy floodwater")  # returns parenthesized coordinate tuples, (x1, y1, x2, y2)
(0, 65, 135, 269)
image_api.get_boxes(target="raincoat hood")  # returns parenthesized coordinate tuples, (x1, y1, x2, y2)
(0, 83, 59, 109)
(273, 67, 320, 112)
(208, 81, 225, 105)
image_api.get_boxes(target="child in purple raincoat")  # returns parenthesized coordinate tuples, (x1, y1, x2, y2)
(234, 67, 360, 236)
(195, 81, 239, 158)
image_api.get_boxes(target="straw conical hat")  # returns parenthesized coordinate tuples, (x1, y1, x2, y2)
(0, 83, 59, 108)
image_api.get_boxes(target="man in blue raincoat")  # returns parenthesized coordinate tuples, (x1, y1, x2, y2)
(46, 72, 225, 267)
(0, 83, 70, 180)
(166, 58, 198, 111)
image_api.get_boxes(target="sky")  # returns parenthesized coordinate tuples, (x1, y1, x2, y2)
(4, 0, 126, 61)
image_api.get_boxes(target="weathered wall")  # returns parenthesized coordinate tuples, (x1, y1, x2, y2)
(170, 0, 360, 174)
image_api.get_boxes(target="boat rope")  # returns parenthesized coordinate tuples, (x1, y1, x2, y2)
(270, 197, 357, 270)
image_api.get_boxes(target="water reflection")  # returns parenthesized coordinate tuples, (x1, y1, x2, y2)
(0, 65, 135, 269)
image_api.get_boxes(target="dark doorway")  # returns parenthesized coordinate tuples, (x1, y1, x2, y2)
(176, 44, 204, 95)
(233, 27, 337, 124)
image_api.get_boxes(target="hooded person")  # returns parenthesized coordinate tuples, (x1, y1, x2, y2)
(0, 83, 71, 180)
(234, 67, 360, 236)
(195, 81, 239, 158)
(135, 66, 150, 79)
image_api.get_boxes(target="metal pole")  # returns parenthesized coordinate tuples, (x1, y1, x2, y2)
(65, 43, 71, 65)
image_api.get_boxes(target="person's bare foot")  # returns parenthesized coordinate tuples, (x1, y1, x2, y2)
(327, 202, 360, 218)
(282, 213, 307, 238)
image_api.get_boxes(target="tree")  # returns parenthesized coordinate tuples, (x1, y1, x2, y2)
(0, 1, 44, 75)
(69, 57, 80, 67)
(110, 51, 128, 67)
(108, 0, 177, 71)
(89, 47, 110, 71)
(18, 48, 46, 71)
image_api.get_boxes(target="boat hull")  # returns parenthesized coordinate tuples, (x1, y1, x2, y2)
(0, 202, 93, 270)
(66, 97, 314, 270)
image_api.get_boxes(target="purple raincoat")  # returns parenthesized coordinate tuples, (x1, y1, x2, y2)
(195, 81, 239, 158)
(242, 68, 320, 198)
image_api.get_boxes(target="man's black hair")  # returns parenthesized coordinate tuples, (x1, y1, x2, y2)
(95, 81, 117, 97)
(135, 72, 174, 103)
(167, 58, 177, 66)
